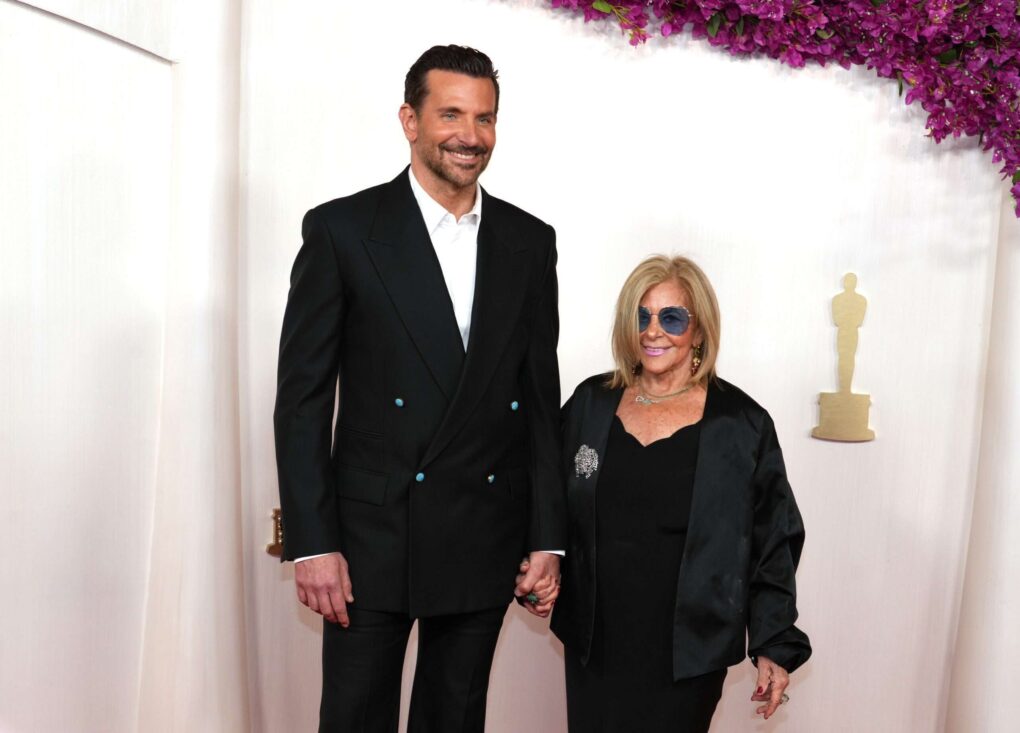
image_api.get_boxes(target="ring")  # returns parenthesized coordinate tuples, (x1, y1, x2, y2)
(525, 592, 539, 603)
(780, 693, 790, 705)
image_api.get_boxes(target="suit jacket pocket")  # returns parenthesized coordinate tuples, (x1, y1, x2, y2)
(336, 465, 388, 506)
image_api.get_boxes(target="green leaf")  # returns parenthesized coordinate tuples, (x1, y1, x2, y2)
(707, 12, 723, 38)
(1012, 170, 1020, 184)
(735, 17, 745, 36)
(816, 28, 834, 40)
(870, 0, 888, 7)
(592, 0, 613, 13)
(897, 72, 904, 97)
(936, 48, 959, 64)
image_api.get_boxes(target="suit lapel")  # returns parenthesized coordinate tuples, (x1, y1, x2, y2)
(578, 383, 623, 490)
(362, 171, 464, 400)
(421, 191, 530, 466)
(679, 380, 732, 568)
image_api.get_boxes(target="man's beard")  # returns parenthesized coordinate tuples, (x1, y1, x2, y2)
(421, 143, 490, 189)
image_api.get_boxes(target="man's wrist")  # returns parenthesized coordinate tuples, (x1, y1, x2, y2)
(293, 552, 339, 563)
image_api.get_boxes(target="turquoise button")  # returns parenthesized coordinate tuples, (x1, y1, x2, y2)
(510, 401, 519, 411)
(487, 474, 495, 484)
(415, 472, 425, 483)
(394, 398, 404, 407)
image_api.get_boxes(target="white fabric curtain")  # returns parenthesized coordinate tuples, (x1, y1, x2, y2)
(946, 192, 1020, 732)
(134, 0, 248, 730)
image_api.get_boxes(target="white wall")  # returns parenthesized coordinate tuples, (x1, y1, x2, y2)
(946, 196, 1020, 732)
(0, 2, 171, 730)
(239, 1, 1008, 732)
(1, 1, 249, 731)
(19, 0, 176, 59)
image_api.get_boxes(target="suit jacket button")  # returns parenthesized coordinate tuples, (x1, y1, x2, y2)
(510, 400, 519, 411)
(394, 398, 404, 407)
(415, 472, 425, 483)
(487, 474, 495, 484)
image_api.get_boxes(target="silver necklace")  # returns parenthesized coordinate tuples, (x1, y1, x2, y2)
(634, 382, 694, 405)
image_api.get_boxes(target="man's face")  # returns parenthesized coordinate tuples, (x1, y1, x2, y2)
(401, 70, 497, 191)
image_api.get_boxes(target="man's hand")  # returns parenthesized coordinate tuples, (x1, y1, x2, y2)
(514, 552, 560, 618)
(295, 552, 354, 627)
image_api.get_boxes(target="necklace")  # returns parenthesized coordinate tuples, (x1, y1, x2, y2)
(634, 381, 695, 405)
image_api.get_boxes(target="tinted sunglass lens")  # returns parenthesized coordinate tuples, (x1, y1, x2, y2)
(659, 308, 690, 336)
(637, 307, 651, 332)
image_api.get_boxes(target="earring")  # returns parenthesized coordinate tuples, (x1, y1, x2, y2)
(691, 343, 703, 375)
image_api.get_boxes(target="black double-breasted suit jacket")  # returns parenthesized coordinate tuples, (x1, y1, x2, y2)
(274, 170, 566, 618)
(551, 374, 811, 680)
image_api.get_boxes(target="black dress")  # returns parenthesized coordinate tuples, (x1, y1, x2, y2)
(564, 415, 726, 733)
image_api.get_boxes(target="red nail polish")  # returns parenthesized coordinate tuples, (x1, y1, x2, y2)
(756, 686, 764, 695)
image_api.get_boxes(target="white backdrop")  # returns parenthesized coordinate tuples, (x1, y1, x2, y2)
(1, 0, 249, 731)
(0, 3, 172, 730)
(240, 2, 1007, 732)
(2, 0, 1017, 731)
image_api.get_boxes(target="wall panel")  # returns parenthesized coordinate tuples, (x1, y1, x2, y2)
(0, 2, 172, 731)
(16, 0, 175, 59)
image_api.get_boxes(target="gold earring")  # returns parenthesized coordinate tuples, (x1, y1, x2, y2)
(691, 343, 703, 375)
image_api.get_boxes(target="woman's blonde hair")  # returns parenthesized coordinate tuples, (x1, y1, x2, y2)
(608, 254, 721, 389)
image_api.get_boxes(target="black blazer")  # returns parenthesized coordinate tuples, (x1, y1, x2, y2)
(551, 374, 811, 680)
(274, 170, 566, 617)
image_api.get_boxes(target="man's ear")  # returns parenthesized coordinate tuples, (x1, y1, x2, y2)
(398, 103, 417, 143)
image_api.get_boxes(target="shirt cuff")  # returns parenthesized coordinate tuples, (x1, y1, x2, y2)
(536, 550, 565, 556)
(293, 552, 338, 563)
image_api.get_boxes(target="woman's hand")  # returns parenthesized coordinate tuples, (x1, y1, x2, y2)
(515, 557, 560, 617)
(751, 656, 790, 720)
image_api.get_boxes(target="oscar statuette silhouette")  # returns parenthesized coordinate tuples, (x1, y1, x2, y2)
(812, 273, 875, 442)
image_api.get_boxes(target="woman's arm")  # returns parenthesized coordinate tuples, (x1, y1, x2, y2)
(746, 412, 812, 673)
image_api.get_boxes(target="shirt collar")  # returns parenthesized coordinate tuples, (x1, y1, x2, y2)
(408, 167, 482, 236)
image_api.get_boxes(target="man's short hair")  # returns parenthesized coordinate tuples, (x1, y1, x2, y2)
(404, 45, 500, 114)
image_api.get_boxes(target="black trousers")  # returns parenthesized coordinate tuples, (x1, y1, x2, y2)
(319, 605, 508, 733)
(564, 644, 726, 733)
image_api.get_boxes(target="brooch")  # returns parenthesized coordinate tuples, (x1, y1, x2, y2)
(574, 444, 599, 479)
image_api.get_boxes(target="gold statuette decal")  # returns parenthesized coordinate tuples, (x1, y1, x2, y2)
(266, 508, 283, 557)
(812, 273, 875, 442)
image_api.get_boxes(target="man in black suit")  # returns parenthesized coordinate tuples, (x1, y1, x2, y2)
(274, 45, 566, 732)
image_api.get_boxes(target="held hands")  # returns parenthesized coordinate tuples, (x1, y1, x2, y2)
(294, 552, 354, 627)
(514, 552, 561, 618)
(751, 656, 790, 720)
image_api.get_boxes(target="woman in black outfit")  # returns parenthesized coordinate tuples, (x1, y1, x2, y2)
(549, 255, 811, 732)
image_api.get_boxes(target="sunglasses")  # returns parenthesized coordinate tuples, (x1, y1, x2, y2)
(638, 305, 693, 336)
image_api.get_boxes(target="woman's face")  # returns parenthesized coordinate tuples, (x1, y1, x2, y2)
(637, 280, 701, 380)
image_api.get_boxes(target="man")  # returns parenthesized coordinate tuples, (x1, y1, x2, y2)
(274, 45, 566, 732)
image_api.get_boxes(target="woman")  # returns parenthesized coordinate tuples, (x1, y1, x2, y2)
(548, 255, 811, 732)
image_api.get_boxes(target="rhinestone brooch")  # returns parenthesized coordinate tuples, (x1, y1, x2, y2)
(574, 444, 599, 479)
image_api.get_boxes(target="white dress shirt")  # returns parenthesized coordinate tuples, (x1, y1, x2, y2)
(407, 168, 480, 349)
(295, 170, 561, 561)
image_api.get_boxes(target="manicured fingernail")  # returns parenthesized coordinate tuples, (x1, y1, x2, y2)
(757, 686, 764, 695)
